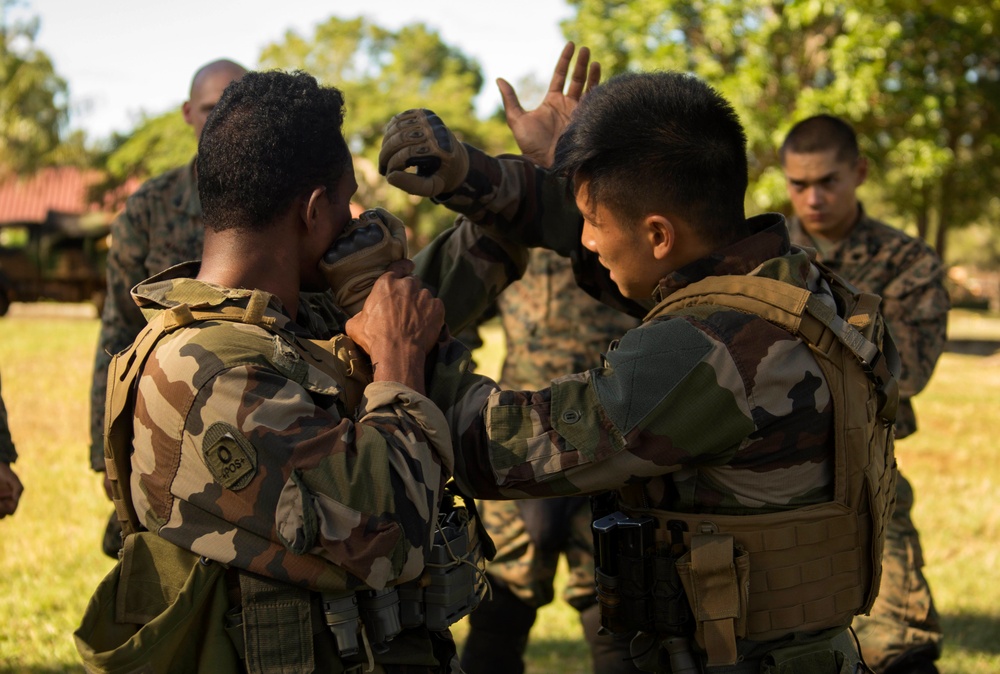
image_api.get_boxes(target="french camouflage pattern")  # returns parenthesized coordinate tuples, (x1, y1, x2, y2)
(125, 262, 457, 595)
(483, 249, 640, 607)
(424, 211, 844, 514)
(788, 208, 949, 439)
(0, 373, 16, 464)
(89, 160, 204, 470)
(789, 210, 948, 669)
(412, 152, 885, 663)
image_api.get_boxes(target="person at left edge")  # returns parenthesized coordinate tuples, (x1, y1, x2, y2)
(0, 373, 23, 518)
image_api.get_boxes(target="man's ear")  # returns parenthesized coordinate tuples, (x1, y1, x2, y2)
(181, 100, 194, 127)
(301, 187, 328, 230)
(645, 214, 675, 261)
(854, 156, 869, 187)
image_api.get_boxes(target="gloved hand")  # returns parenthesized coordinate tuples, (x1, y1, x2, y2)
(378, 109, 469, 198)
(320, 208, 408, 316)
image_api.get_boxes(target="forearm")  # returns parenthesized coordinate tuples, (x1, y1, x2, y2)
(434, 147, 582, 254)
(371, 344, 427, 395)
(413, 215, 529, 334)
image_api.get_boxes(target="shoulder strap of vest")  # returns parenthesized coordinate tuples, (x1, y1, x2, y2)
(104, 290, 372, 536)
(644, 274, 899, 422)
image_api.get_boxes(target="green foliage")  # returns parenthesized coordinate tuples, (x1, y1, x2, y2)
(562, 0, 1000, 259)
(101, 110, 195, 181)
(258, 16, 514, 243)
(0, 0, 69, 175)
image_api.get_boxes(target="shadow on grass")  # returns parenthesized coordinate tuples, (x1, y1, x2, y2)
(941, 610, 1000, 656)
(945, 338, 1000, 356)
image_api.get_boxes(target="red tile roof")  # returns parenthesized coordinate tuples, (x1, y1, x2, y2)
(0, 167, 136, 224)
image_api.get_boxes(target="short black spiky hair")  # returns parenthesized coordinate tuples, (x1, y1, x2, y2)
(780, 114, 860, 165)
(197, 70, 351, 233)
(553, 71, 749, 247)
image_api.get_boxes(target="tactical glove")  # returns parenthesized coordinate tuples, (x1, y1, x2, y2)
(379, 109, 469, 198)
(320, 208, 408, 316)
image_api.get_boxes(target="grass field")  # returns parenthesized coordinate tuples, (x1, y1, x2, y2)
(0, 305, 997, 673)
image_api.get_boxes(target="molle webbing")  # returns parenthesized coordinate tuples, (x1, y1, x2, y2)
(104, 290, 370, 537)
(627, 272, 898, 664)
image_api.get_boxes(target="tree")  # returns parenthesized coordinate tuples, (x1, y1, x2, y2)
(258, 16, 513, 243)
(0, 1, 68, 176)
(562, 0, 1000, 258)
(87, 109, 194, 206)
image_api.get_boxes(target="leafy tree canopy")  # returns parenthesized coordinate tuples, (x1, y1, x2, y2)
(563, 0, 1000, 256)
(0, 0, 68, 176)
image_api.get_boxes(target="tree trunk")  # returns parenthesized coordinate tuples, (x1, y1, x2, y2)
(936, 172, 952, 260)
(916, 185, 929, 241)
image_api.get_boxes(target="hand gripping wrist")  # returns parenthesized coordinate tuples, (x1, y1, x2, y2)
(320, 208, 408, 315)
(378, 109, 469, 198)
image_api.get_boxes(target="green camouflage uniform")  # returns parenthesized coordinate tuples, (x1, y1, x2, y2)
(466, 249, 642, 674)
(125, 261, 465, 672)
(412, 151, 876, 669)
(90, 160, 204, 471)
(789, 210, 949, 671)
(0, 374, 16, 464)
(483, 249, 640, 610)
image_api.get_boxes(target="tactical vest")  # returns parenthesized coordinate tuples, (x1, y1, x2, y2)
(613, 271, 899, 668)
(99, 289, 487, 673)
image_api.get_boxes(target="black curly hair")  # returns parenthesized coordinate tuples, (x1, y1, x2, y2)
(197, 70, 352, 233)
(553, 71, 749, 247)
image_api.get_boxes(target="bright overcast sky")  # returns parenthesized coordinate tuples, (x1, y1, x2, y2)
(15, 0, 574, 141)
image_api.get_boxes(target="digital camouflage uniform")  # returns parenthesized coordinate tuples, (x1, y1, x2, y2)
(466, 249, 641, 674)
(122, 261, 466, 672)
(789, 209, 949, 671)
(0, 374, 16, 465)
(485, 250, 639, 609)
(412, 150, 884, 670)
(90, 160, 204, 471)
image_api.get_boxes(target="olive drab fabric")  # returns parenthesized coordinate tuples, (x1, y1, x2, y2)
(74, 532, 241, 674)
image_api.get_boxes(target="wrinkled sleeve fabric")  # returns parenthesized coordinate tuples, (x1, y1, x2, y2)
(879, 244, 949, 400)
(427, 318, 750, 501)
(133, 360, 454, 592)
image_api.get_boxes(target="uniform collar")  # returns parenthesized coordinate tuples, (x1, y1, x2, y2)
(653, 212, 806, 303)
(130, 261, 302, 333)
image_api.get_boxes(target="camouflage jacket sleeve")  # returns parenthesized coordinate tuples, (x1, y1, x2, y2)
(0, 376, 15, 464)
(876, 241, 949, 401)
(428, 147, 649, 319)
(132, 323, 455, 593)
(427, 310, 834, 514)
(412, 212, 528, 335)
